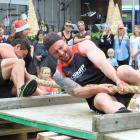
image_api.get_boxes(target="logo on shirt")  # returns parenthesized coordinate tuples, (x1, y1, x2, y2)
(71, 64, 86, 80)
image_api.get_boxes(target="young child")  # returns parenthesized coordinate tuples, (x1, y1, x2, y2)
(38, 67, 60, 95)
(107, 48, 118, 68)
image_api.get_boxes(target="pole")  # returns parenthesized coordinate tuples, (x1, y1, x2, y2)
(132, 0, 135, 31)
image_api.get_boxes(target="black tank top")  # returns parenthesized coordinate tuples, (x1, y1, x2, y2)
(57, 44, 112, 86)
(61, 31, 73, 44)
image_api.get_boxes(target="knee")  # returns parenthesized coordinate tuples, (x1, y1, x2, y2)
(117, 65, 132, 79)
(94, 93, 109, 107)
(15, 59, 25, 66)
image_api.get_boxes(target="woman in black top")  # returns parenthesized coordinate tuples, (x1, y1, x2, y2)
(58, 21, 74, 46)
(99, 25, 114, 57)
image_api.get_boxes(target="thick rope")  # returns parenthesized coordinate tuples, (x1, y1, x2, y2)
(35, 79, 140, 94)
(100, 84, 140, 94)
(36, 78, 62, 89)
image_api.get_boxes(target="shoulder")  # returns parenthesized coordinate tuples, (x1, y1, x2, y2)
(57, 32, 62, 37)
(0, 43, 13, 49)
(78, 40, 97, 53)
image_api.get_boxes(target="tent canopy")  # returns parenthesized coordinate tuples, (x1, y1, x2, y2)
(0, 0, 28, 5)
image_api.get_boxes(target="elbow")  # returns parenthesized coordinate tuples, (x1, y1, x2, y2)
(73, 87, 82, 97)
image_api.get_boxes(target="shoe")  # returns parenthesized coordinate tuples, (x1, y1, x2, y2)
(115, 107, 132, 113)
(18, 80, 37, 97)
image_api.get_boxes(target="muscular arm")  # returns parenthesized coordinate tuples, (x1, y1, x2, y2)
(79, 40, 122, 85)
(53, 71, 113, 98)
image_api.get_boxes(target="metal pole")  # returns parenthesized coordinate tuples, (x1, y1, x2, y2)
(132, 0, 135, 31)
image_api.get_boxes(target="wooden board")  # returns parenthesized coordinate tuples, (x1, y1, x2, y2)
(93, 112, 140, 133)
(0, 94, 84, 110)
(0, 102, 97, 140)
(104, 129, 140, 140)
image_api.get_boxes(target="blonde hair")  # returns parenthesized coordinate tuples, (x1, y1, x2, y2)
(0, 28, 4, 34)
(38, 67, 51, 79)
(107, 48, 114, 55)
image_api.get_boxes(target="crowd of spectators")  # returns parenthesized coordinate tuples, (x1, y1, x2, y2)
(1, 17, 140, 99)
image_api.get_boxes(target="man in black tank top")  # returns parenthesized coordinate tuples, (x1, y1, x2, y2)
(44, 32, 140, 114)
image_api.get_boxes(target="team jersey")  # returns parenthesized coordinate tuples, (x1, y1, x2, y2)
(57, 44, 111, 86)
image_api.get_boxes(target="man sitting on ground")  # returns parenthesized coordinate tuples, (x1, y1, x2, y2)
(0, 39, 37, 97)
(43, 32, 140, 114)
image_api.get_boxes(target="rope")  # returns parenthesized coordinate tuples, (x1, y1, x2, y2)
(101, 84, 140, 94)
(36, 78, 62, 89)
(35, 79, 140, 94)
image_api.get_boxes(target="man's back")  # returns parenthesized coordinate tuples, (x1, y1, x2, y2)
(0, 43, 16, 59)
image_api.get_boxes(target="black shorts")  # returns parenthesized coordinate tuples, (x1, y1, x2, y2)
(0, 60, 13, 98)
(86, 76, 134, 114)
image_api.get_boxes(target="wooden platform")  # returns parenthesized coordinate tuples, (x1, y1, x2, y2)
(0, 95, 140, 140)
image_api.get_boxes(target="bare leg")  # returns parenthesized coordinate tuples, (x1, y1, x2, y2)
(117, 65, 140, 85)
(1, 58, 25, 92)
(94, 93, 125, 113)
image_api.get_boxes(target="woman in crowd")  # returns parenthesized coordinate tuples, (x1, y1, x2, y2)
(114, 23, 130, 65)
(98, 25, 114, 57)
(58, 20, 75, 46)
(33, 30, 48, 74)
(129, 25, 140, 69)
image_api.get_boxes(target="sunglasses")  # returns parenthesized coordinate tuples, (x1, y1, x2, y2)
(65, 25, 72, 27)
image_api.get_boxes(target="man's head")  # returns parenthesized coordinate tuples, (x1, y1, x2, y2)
(44, 32, 71, 62)
(11, 39, 30, 59)
(77, 20, 85, 32)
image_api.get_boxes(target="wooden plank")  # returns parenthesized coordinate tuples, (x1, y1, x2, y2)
(0, 118, 10, 124)
(104, 129, 140, 140)
(0, 94, 84, 110)
(0, 103, 97, 140)
(0, 123, 41, 136)
(92, 112, 140, 133)
(37, 131, 58, 140)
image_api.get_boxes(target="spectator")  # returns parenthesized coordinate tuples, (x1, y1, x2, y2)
(98, 25, 114, 57)
(0, 23, 7, 43)
(58, 20, 74, 46)
(107, 48, 118, 68)
(114, 23, 130, 66)
(129, 25, 140, 69)
(38, 67, 59, 94)
(14, 20, 37, 75)
(33, 30, 48, 74)
(74, 20, 91, 44)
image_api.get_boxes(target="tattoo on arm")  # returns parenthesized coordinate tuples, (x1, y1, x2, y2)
(53, 72, 80, 95)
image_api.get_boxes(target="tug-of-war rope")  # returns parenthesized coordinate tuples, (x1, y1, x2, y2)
(35, 79, 140, 94)
(90, 84, 140, 94)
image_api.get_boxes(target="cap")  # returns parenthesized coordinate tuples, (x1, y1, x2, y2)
(118, 24, 125, 29)
(14, 20, 29, 33)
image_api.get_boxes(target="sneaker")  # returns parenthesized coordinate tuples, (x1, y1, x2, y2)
(115, 107, 132, 113)
(18, 80, 37, 97)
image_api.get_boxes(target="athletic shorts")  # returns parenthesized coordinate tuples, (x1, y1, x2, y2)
(86, 76, 134, 114)
(0, 60, 13, 98)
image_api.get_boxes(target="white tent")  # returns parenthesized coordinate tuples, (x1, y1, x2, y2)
(0, 0, 28, 5)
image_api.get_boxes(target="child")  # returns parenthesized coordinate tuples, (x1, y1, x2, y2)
(33, 30, 48, 75)
(107, 48, 118, 68)
(38, 67, 60, 95)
